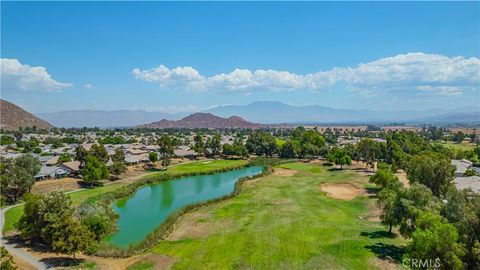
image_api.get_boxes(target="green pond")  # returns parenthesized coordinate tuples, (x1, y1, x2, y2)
(107, 165, 264, 247)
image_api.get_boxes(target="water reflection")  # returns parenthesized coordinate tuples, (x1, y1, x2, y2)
(108, 166, 264, 247)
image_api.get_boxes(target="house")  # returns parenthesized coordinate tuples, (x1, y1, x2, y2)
(37, 155, 54, 165)
(174, 146, 198, 159)
(59, 161, 81, 175)
(451, 159, 473, 177)
(125, 154, 149, 165)
(45, 156, 59, 166)
(126, 148, 148, 155)
(35, 165, 70, 180)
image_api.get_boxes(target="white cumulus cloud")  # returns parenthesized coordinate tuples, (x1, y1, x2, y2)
(133, 52, 480, 96)
(1, 58, 73, 92)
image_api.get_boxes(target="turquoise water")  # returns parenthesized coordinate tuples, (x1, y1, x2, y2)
(107, 166, 264, 247)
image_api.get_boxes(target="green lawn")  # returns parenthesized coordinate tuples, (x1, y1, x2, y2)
(151, 162, 406, 269)
(2, 159, 248, 233)
(441, 141, 476, 151)
(166, 159, 247, 174)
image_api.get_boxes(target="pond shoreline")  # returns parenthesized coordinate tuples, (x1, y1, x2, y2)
(85, 161, 276, 257)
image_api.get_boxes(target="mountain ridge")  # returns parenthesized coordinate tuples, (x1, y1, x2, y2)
(35, 101, 479, 127)
(137, 112, 261, 129)
(0, 99, 53, 131)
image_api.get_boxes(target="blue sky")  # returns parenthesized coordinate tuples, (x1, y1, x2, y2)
(1, 1, 479, 113)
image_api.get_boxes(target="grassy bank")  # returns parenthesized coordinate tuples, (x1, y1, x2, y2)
(150, 162, 406, 269)
(2, 160, 247, 234)
(91, 160, 275, 257)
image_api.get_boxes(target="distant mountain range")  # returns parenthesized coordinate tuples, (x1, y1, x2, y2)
(35, 101, 479, 128)
(206, 101, 480, 124)
(138, 113, 261, 129)
(0, 99, 53, 131)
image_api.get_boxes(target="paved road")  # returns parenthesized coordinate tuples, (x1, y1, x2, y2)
(1, 204, 47, 269)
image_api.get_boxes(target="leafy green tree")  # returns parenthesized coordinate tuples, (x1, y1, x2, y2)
(82, 155, 109, 187)
(327, 148, 352, 169)
(222, 141, 249, 159)
(75, 145, 89, 167)
(279, 140, 300, 158)
(111, 148, 125, 163)
(77, 203, 117, 240)
(0, 246, 17, 270)
(192, 133, 205, 156)
(207, 134, 222, 158)
(109, 161, 126, 179)
(18, 192, 94, 258)
(406, 153, 455, 197)
(57, 153, 72, 164)
(370, 169, 401, 190)
(16, 194, 42, 241)
(377, 187, 402, 233)
(453, 131, 465, 143)
(407, 212, 465, 270)
(344, 143, 360, 163)
(0, 154, 40, 201)
(14, 154, 41, 180)
(442, 189, 480, 269)
(246, 131, 277, 157)
(158, 136, 174, 170)
(386, 137, 407, 171)
(149, 152, 158, 164)
(397, 183, 439, 238)
(90, 144, 109, 163)
(51, 218, 94, 258)
(299, 130, 325, 159)
(292, 126, 305, 139)
(357, 138, 378, 171)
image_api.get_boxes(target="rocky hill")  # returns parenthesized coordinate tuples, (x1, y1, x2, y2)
(138, 112, 261, 129)
(0, 99, 53, 131)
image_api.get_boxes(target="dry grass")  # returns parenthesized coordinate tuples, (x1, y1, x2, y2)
(32, 177, 82, 194)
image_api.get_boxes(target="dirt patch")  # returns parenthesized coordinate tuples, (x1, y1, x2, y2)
(395, 170, 410, 188)
(320, 183, 366, 200)
(11, 253, 36, 270)
(123, 254, 176, 270)
(370, 257, 401, 270)
(32, 177, 82, 194)
(167, 212, 232, 241)
(272, 168, 297, 177)
(145, 254, 176, 270)
(360, 207, 381, 222)
(4, 233, 155, 270)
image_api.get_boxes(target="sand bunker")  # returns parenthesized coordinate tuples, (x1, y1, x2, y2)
(320, 183, 365, 200)
(273, 168, 298, 177)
